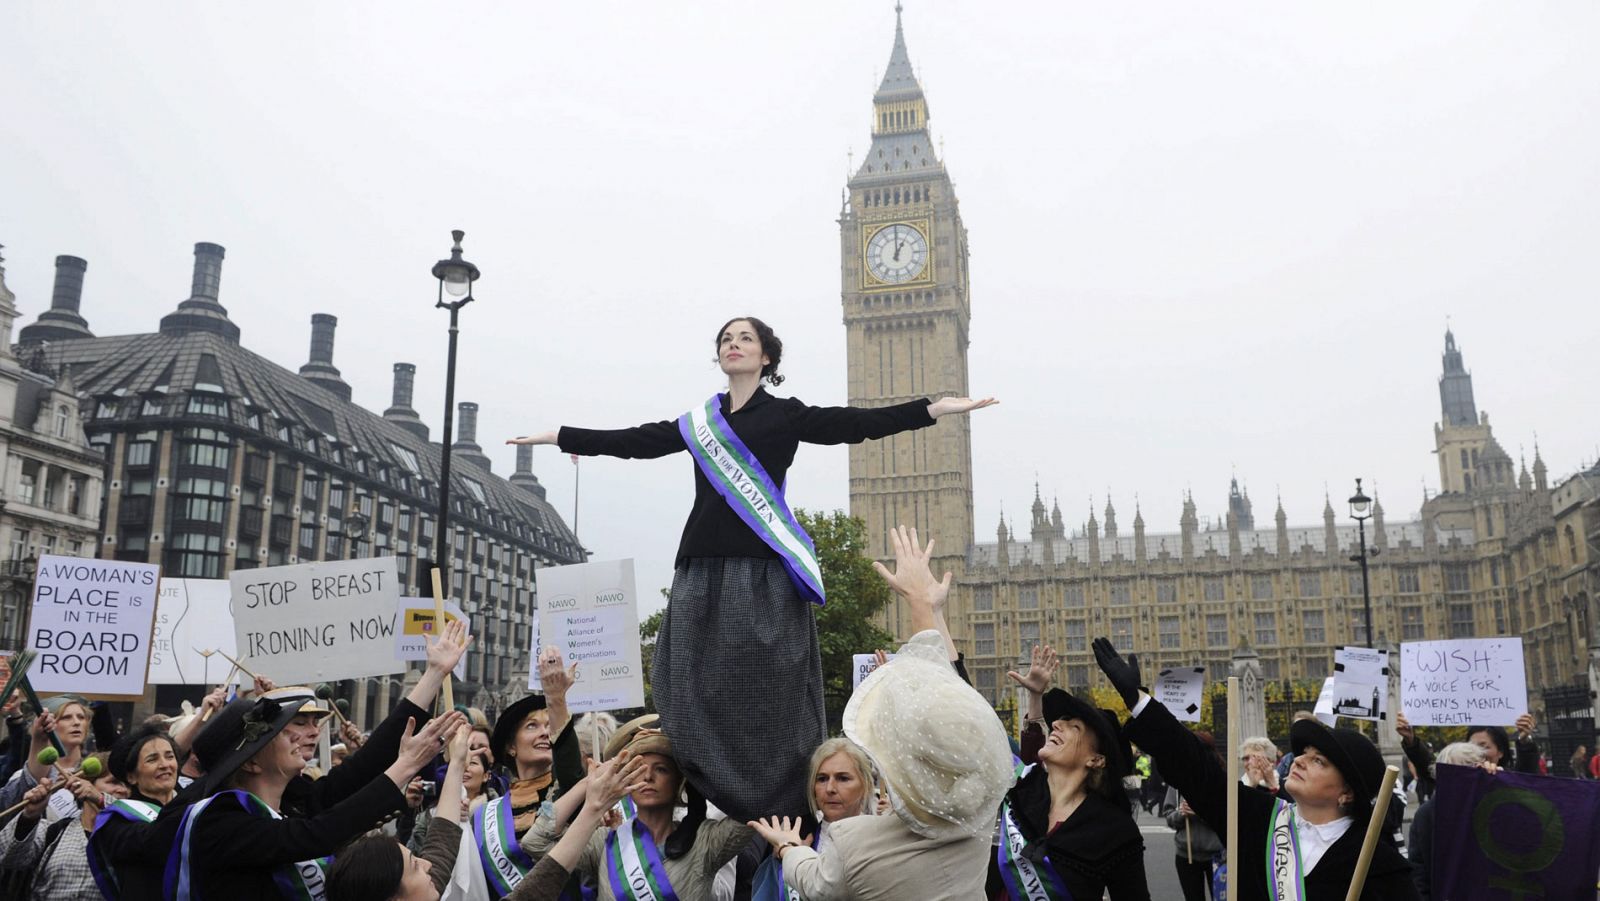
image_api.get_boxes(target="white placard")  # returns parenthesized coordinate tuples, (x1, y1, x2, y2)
(1331, 646, 1389, 722)
(1154, 666, 1206, 722)
(851, 653, 895, 689)
(524, 559, 644, 714)
(149, 579, 240, 685)
(394, 596, 468, 681)
(1313, 676, 1338, 726)
(230, 557, 404, 684)
(1400, 637, 1527, 727)
(26, 555, 161, 699)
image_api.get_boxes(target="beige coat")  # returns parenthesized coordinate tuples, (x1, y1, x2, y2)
(522, 813, 753, 901)
(782, 811, 994, 900)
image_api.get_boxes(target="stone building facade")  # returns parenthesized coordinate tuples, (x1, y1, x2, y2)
(0, 250, 106, 650)
(13, 242, 584, 719)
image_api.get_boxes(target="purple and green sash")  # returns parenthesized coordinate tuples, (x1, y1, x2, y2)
(775, 831, 820, 900)
(89, 798, 160, 899)
(1264, 798, 1307, 901)
(604, 817, 681, 901)
(997, 786, 1073, 901)
(472, 794, 537, 898)
(678, 394, 824, 606)
(164, 790, 330, 901)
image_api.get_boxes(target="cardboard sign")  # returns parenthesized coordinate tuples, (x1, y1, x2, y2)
(149, 579, 240, 685)
(1313, 676, 1338, 726)
(1154, 666, 1206, 722)
(26, 555, 161, 699)
(230, 557, 404, 684)
(394, 596, 467, 680)
(1401, 637, 1527, 727)
(524, 559, 644, 714)
(851, 653, 895, 689)
(1332, 646, 1389, 722)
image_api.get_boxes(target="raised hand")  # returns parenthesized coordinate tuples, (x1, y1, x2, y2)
(20, 779, 54, 820)
(1007, 643, 1059, 696)
(538, 646, 578, 702)
(505, 431, 559, 446)
(1092, 637, 1143, 710)
(426, 618, 472, 675)
(871, 525, 951, 613)
(1515, 713, 1536, 740)
(199, 685, 228, 717)
(394, 711, 468, 776)
(1395, 712, 1416, 747)
(584, 751, 651, 815)
(927, 397, 999, 419)
(746, 815, 811, 854)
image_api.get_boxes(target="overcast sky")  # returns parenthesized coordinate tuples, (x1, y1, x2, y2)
(3, 2, 1596, 616)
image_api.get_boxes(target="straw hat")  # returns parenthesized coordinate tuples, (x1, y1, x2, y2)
(843, 630, 1015, 839)
(604, 713, 673, 761)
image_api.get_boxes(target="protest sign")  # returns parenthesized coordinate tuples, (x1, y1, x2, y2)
(1312, 676, 1337, 726)
(851, 653, 895, 689)
(1331, 646, 1389, 721)
(1154, 666, 1206, 722)
(1435, 764, 1600, 901)
(394, 596, 467, 680)
(26, 555, 161, 699)
(230, 557, 404, 684)
(524, 559, 644, 714)
(149, 579, 240, 685)
(1401, 637, 1527, 727)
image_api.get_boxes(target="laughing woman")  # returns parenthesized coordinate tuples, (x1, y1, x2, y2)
(508, 316, 994, 826)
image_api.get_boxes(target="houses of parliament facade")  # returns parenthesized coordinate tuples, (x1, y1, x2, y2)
(840, 10, 1599, 716)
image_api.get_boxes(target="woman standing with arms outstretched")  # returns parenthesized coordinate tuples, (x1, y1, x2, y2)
(509, 316, 994, 836)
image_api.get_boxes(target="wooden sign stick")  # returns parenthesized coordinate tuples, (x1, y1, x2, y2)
(1344, 765, 1402, 901)
(212, 650, 261, 684)
(1225, 676, 1240, 898)
(430, 567, 454, 712)
(201, 662, 239, 723)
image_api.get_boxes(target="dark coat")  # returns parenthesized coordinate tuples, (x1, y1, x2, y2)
(990, 764, 1151, 901)
(1407, 797, 1436, 900)
(1124, 699, 1418, 901)
(558, 388, 934, 564)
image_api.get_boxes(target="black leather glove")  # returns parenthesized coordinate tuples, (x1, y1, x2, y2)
(1092, 637, 1143, 710)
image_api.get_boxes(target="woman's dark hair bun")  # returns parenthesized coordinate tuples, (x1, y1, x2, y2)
(714, 316, 784, 386)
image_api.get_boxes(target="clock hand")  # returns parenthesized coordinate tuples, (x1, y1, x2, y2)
(893, 241, 904, 261)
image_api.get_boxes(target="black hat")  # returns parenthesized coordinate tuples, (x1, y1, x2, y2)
(108, 725, 176, 786)
(1289, 718, 1386, 807)
(190, 697, 304, 796)
(1041, 689, 1132, 783)
(490, 694, 549, 769)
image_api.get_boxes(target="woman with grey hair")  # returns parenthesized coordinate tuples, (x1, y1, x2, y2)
(1238, 736, 1280, 793)
(806, 738, 879, 846)
(1408, 742, 1491, 900)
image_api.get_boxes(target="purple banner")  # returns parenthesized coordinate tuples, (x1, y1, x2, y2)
(1434, 763, 1600, 900)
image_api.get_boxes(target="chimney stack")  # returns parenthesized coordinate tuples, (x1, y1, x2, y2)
(298, 313, 352, 401)
(510, 444, 547, 498)
(453, 401, 492, 472)
(383, 363, 430, 440)
(18, 255, 96, 345)
(159, 242, 240, 342)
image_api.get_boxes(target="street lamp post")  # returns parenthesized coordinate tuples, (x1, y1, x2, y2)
(431, 231, 479, 589)
(1348, 478, 1381, 646)
(345, 511, 370, 560)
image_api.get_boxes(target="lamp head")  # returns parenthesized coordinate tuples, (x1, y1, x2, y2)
(1348, 478, 1371, 518)
(432, 229, 480, 300)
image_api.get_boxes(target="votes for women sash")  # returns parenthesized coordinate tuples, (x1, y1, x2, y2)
(1263, 798, 1307, 901)
(472, 794, 536, 898)
(164, 790, 330, 901)
(996, 787, 1074, 901)
(678, 394, 825, 606)
(89, 798, 160, 900)
(604, 817, 681, 901)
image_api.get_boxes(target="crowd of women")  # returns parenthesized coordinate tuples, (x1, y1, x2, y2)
(0, 318, 1560, 899)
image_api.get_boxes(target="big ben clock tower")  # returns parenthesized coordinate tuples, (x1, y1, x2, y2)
(841, 5, 975, 639)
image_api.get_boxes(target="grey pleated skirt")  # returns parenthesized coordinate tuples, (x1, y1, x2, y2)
(652, 556, 825, 822)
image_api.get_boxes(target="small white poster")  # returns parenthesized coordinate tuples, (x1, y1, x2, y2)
(1313, 676, 1338, 727)
(1154, 666, 1206, 722)
(230, 557, 404, 684)
(149, 579, 240, 685)
(1332, 646, 1389, 722)
(851, 653, 895, 690)
(525, 559, 644, 714)
(1400, 637, 1528, 727)
(394, 596, 468, 680)
(26, 555, 162, 699)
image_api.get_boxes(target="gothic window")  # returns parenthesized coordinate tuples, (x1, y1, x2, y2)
(1253, 612, 1277, 646)
(1252, 574, 1274, 599)
(1566, 525, 1580, 565)
(1305, 655, 1329, 679)
(1396, 567, 1421, 593)
(1460, 449, 1470, 470)
(1444, 563, 1472, 593)
(1065, 665, 1089, 692)
(1111, 616, 1133, 645)
(1449, 603, 1475, 638)
(1348, 572, 1364, 595)
(1158, 615, 1181, 649)
(1203, 577, 1226, 602)
(1349, 612, 1370, 645)
(1493, 599, 1506, 632)
(1019, 620, 1040, 650)
(1299, 573, 1321, 598)
(1062, 584, 1085, 608)
(1401, 606, 1425, 640)
(1018, 585, 1039, 609)
(1301, 609, 1326, 643)
(1156, 579, 1177, 604)
(973, 585, 993, 611)
(1063, 619, 1086, 651)
(974, 623, 995, 656)
(1206, 614, 1229, 648)
(1110, 582, 1131, 604)
(54, 405, 71, 438)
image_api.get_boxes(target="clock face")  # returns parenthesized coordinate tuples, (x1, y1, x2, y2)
(865, 223, 928, 284)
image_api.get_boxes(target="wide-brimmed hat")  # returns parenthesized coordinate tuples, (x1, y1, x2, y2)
(1040, 689, 1133, 783)
(261, 686, 334, 721)
(1290, 718, 1386, 807)
(844, 630, 1015, 839)
(603, 714, 673, 762)
(490, 694, 549, 767)
(190, 696, 305, 796)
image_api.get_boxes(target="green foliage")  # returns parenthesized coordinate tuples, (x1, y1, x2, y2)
(637, 598, 666, 713)
(796, 509, 895, 732)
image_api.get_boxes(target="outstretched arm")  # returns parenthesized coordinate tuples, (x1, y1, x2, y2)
(511, 419, 684, 460)
(872, 525, 958, 662)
